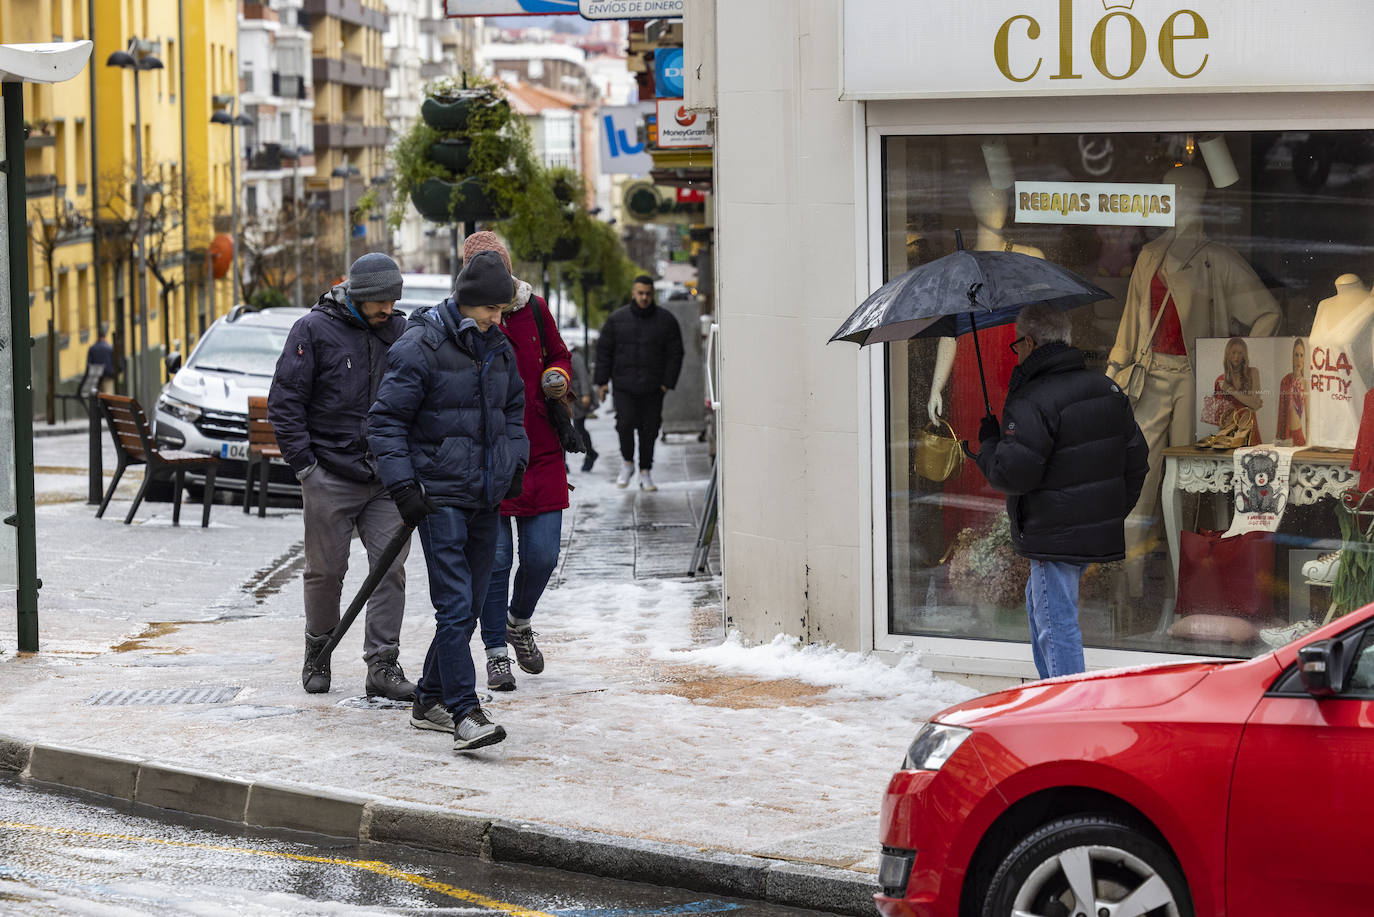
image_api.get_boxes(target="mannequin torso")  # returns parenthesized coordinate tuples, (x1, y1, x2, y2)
(1309, 274, 1374, 449)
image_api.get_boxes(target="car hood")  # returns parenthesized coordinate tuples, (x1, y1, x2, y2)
(163, 367, 272, 414)
(935, 661, 1233, 728)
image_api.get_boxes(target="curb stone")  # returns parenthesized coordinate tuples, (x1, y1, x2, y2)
(0, 736, 876, 914)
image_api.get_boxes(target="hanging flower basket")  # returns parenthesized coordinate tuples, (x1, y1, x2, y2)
(413, 176, 499, 224)
(428, 139, 471, 173)
(549, 235, 581, 261)
(420, 90, 508, 132)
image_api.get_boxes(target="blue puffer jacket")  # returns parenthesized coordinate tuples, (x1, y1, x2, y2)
(268, 284, 406, 482)
(367, 301, 528, 511)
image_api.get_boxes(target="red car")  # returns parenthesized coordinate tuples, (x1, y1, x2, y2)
(876, 604, 1374, 917)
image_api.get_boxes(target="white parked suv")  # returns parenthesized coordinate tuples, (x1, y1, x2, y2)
(153, 305, 307, 496)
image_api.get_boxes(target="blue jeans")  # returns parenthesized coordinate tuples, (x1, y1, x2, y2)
(480, 511, 563, 650)
(415, 506, 499, 716)
(1024, 559, 1086, 679)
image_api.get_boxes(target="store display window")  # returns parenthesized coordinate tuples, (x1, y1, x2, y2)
(883, 130, 1374, 658)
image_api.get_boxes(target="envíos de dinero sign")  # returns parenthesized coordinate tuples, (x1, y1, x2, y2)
(1014, 181, 1176, 227)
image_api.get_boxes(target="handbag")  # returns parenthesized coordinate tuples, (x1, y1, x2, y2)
(913, 418, 963, 483)
(1200, 393, 1227, 426)
(1111, 276, 1175, 404)
(1175, 528, 1274, 619)
(530, 297, 586, 455)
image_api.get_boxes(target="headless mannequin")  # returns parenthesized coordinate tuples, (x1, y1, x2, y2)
(1310, 273, 1374, 450)
(928, 181, 1044, 421)
(1111, 164, 1281, 595)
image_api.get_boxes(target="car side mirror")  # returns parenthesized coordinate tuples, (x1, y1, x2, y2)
(165, 352, 182, 375)
(1299, 638, 1348, 697)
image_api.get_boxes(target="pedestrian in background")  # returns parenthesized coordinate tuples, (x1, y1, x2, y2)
(595, 274, 685, 491)
(463, 232, 572, 692)
(570, 340, 599, 472)
(368, 249, 528, 751)
(86, 323, 117, 395)
(970, 304, 1149, 679)
(268, 252, 416, 700)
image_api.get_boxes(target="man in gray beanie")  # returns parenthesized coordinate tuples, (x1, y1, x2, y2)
(268, 252, 417, 701)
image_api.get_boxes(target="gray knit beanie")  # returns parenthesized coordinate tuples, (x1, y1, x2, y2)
(346, 252, 403, 302)
(455, 250, 514, 307)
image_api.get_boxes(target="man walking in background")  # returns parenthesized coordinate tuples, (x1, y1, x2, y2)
(595, 275, 685, 491)
(269, 252, 416, 700)
(86, 324, 117, 395)
(971, 304, 1148, 679)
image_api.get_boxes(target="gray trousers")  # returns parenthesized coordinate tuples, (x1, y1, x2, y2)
(301, 465, 411, 662)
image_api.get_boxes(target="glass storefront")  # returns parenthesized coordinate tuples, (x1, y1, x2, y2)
(883, 129, 1374, 660)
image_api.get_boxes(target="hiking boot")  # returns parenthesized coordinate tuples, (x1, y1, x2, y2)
(365, 647, 417, 701)
(616, 461, 634, 488)
(639, 469, 657, 492)
(581, 448, 599, 473)
(454, 706, 506, 751)
(302, 632, 331, 694)
(410, 697, 455, 734)
(507, 623, 545, 674)
(487, 655, 517, 691)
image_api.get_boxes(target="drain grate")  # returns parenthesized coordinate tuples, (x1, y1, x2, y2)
(85, 686, 243, 706)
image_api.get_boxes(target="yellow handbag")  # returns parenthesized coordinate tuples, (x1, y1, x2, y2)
(914, 418, 964, 483)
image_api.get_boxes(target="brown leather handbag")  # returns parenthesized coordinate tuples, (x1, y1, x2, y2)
(914, 418, 964, 483)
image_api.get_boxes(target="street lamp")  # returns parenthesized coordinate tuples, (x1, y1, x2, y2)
(211, 97, 254, 308)
(281, 145, 304, 307)
(331, 156, 360, 267)
(105, 40, 163, 407)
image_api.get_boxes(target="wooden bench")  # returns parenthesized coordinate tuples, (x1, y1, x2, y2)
(242, 395, 283, 517)
(96, 393, 220, 527)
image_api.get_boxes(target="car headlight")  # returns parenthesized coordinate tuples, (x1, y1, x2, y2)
(156, 394, 202, 423)
(903, 723, 971, 771)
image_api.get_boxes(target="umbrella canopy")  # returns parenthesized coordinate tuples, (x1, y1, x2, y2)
(829, 249, 1111, 346)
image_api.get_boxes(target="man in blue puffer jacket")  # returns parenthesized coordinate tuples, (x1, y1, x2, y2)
(368, 250, 528, 751)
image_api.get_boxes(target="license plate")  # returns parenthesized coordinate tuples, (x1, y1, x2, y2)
(220, 442, 250, 461)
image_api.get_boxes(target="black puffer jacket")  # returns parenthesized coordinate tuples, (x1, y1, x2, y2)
(367, 302, 528, 511)
(593, 301, 685, 395)
(268, 285, 406, 482)
(975, 342, 1149, 563)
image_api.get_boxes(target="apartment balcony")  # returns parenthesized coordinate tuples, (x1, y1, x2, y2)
(243, 2, 278, 20)
(420, 61, 448, 80)
(313, 121, 388, 151)
(312, 55, 387, 90)
(301, 0, 386, 32)
(272, 72, 310, 100)
(246, 143, 285, 173)
(26, 173, 58, 197)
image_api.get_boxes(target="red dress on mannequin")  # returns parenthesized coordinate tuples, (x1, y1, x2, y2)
(942, 324, 1017, 544)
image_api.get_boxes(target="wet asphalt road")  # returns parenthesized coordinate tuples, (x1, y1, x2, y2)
(0, 777, 833, 916)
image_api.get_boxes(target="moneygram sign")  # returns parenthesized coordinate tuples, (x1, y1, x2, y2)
(579, 0, 683, 19)
(655, 99, 712, 149)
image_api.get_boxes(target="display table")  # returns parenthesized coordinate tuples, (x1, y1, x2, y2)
(1160, 446, 1358, 590)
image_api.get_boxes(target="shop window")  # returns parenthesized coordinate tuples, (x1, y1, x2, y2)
(881, 130, 1374, 661)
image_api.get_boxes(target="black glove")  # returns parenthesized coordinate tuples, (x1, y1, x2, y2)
(506, 464, 526, 500)
(546, 398, 586, 454)
(978, 414, 1001, 443)
(391, 482, 436, 527)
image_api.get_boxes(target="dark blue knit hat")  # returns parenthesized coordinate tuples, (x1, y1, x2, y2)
(455, 250, 514, 307)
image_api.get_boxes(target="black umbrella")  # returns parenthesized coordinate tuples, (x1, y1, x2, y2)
(829, 233, 1110, 414)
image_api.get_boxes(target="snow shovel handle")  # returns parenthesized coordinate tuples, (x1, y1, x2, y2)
(318, 523, 415, 659)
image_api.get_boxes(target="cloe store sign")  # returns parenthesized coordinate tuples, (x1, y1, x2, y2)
(842, 0, 1374, 99)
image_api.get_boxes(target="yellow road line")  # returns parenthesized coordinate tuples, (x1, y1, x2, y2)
(0, 821, 556, 917)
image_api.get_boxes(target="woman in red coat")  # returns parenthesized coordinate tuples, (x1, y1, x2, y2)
(466, 233, 572, 691)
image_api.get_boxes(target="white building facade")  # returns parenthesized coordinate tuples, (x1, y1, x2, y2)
(705, 0, 1374, 688)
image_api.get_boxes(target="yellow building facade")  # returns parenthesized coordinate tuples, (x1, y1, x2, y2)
(3, 0, 238, 414)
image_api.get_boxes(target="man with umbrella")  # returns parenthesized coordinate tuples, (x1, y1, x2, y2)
(969, 304, 1148, 678)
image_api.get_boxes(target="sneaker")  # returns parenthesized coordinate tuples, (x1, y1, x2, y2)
(410, 697, 455, 734)
(1260, 619, 1320, 648)
(365, 647, 417, 701)
(507, 623, 545, 674)
(1302, 551, 1341, 585)
(581, 449, 599, 473)
(454, 706, 506, 751)
(302, 632, 331, 694)
(639, 469, 657, 492)
(487, 655, 517, 691)
(616, 461, 634, 488)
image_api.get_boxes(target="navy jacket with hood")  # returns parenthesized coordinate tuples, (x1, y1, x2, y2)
(367, 301, 528, 511)
(975, 342, 1149, 564)
(268, 284, 406, 482)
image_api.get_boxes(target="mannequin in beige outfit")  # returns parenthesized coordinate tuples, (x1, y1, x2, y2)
(1108, 165, 1281, 594)
(928, 180, 1045, 421)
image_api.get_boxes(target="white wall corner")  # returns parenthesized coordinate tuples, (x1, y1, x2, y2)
(683, 0, 716, 114)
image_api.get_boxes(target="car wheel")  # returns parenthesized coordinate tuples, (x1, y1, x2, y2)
(981, 815, 1193, 917)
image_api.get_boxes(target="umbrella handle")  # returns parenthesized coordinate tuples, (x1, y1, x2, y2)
(968, 302, 993, 416)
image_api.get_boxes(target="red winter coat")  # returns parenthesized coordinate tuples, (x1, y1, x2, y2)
(498, 287, 572, 516)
